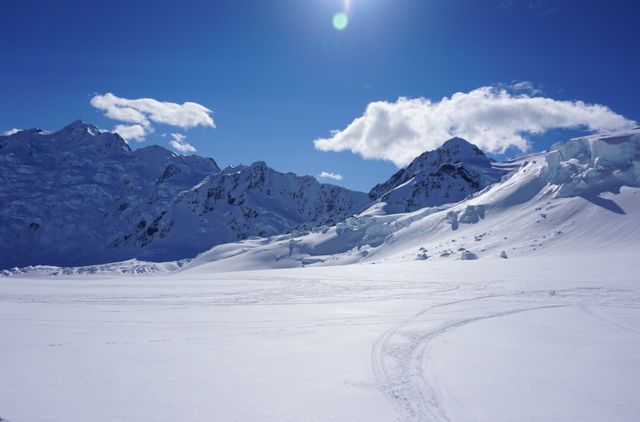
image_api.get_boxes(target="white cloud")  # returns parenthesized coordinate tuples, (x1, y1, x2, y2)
(3, 128, 22, 136)
(318, 171, 343, 181)
(314, 86, 636, 167)
(168, 133, 197, 153)
(113, 124, 148, 142)
(90, 93, 215, 142)
(91, 93, 215, 129)
(170, 140, 197, 153)
(169, 133, 186, 143)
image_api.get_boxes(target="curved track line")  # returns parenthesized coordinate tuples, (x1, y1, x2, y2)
(581, 304, 640, 333)
(371, 294, 566, 422)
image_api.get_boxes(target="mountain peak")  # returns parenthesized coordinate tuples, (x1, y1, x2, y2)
(54, 119, 100, 138)
(58, 119, 100, 136)
(368, 137, 503, 212)
(428, 137, 484, 159)
(442, 136, 472, 146)
(249, 160, 268, 169)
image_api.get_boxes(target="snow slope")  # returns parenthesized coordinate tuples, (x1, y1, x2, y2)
(1, 255, 638, 422)
(0, 121, 368, 268)
(184, 129, 640, 272)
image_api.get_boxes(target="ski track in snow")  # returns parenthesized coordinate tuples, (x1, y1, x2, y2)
(580, 303, 640, 334)
(371, 285, 639, 422)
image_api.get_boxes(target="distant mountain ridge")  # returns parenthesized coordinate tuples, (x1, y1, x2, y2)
(0, 121, 368, 268)
(1, 120, 551, 269)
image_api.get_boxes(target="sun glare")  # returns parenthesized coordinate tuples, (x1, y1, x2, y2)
(332, 12, 349, 31)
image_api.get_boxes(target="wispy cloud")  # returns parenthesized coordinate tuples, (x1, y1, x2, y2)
(314, 85, 636, 167)
(318, 171, 343, 181)
(113, 124, 147, 142)
(168, 133, 197, 153)
(91, 93, 214, 129)
(90, 93, 215, 143)
(2, 128, 22, 136)
(509, 80, 543, 95)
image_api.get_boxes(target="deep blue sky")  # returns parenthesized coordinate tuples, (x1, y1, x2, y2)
(1, 0, 639, 191)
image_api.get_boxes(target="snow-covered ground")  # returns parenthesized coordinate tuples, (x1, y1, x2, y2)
(2, 128, 639, 421)
(1, 254, 639, 422)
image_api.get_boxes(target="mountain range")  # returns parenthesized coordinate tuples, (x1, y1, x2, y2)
(0, 121, 376, 268)
(183, 127, 640, 272)
(1, 120, 639, 271)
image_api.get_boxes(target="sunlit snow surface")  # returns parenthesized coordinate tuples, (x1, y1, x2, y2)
(1, 255, 639, 422)
(2, 130, 639, 421)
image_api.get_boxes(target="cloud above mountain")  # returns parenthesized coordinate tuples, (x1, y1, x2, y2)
(113, 124, 147, 142)
(168, 133, 197, 153)
(314, 86, 637, 167)
(90, 93, 215, 142)
(318, 171, 343, 181)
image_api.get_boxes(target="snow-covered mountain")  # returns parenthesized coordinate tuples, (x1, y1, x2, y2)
(0, 121, 368, 268)
(108, 160, 370, 260)
(369, 137, 506, 213)
(181, 129, 640, 272)
(4, 120, 639, 273)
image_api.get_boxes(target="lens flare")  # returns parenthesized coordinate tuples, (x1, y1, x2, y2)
(332, 12, 349, 31)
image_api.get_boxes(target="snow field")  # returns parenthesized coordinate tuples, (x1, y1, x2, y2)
(1, 254, 639, 421)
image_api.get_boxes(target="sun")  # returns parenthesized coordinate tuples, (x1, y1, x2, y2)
(332, 12, 349, 31)
(332, 0, 353, 31)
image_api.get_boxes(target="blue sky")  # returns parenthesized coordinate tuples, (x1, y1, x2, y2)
(1, 0, 639, 191)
